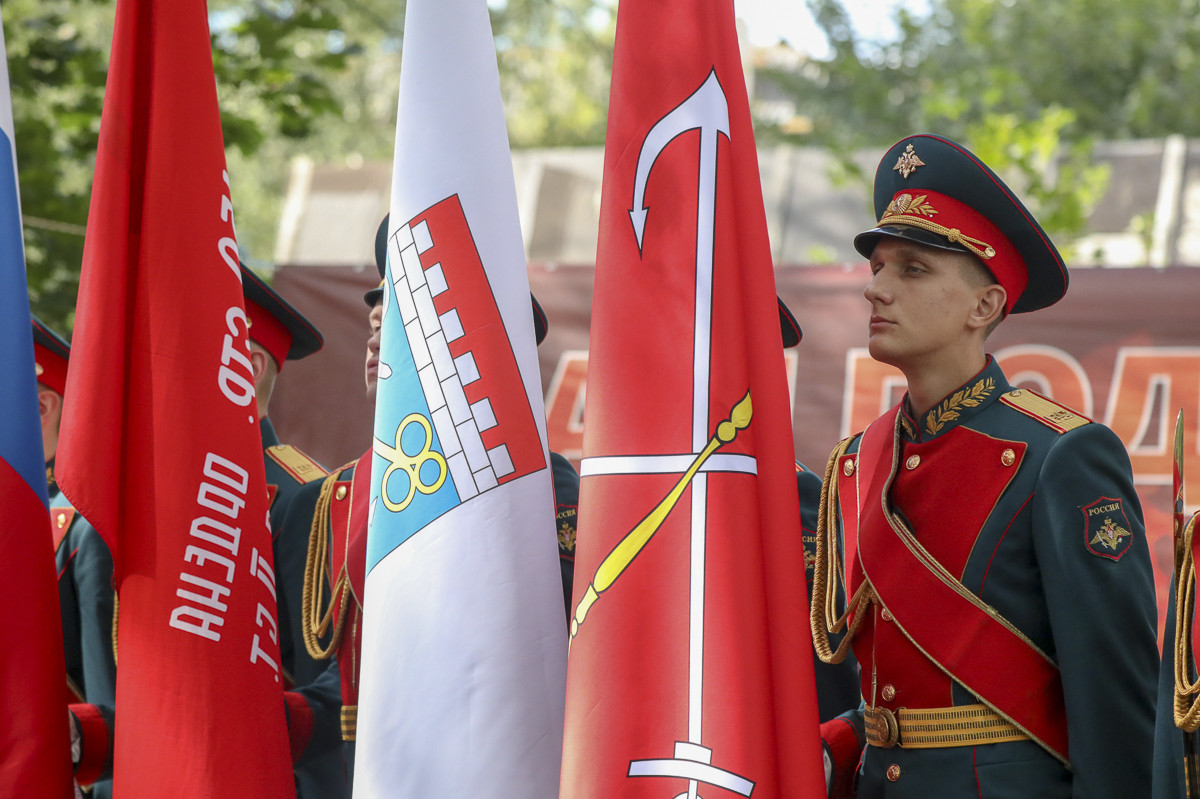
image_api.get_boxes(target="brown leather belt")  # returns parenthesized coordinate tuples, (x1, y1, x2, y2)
(341, 705, 357, 742)
(865, 703, 1030, 749)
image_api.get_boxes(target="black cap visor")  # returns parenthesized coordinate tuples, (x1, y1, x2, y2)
(853, 224, 972, 261)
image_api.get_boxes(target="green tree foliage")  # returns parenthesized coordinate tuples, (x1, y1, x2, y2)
(9, 0, 614, 331)
(754, 0, 1200, 246)
(491, 0, 613, 148)
(5, 0, 350, 332)
(224, 0, 614, 271)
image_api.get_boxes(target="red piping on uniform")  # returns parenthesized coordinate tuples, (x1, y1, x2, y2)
(58, 547, 80, 580)
(980, 494, 1034, 593)
(973, 745, 983, 798)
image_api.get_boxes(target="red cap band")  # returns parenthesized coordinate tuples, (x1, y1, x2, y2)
(881, 188, 1029, 313)
(34, 342, 68, 395)
(244, 297, 294, 367)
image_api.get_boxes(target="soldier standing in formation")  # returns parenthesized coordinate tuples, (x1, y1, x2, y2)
(810, 134, 1158, 797)
(239, 264, 352, 798)
(44, 271, 355, 796)
(36, 317, 115, 797)
(291, 217, 580, 785)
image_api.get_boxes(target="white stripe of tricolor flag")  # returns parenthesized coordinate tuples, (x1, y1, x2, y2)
(353, 0, 566, 796)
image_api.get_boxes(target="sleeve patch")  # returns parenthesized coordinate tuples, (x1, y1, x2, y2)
(1082, 496, 1133, 561)
(266, 444, 329, 484)
(557, 504, 577, 559)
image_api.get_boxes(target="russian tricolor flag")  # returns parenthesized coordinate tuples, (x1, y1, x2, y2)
(0, 13, 76, 796)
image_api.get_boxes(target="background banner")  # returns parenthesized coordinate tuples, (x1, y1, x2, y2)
(274, 261, 1198, 629)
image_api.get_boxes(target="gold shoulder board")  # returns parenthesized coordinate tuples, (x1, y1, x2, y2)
(266, 444, 329, 484)
(999, 389, 1091, 434)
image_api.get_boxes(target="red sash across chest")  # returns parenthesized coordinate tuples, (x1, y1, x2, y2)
(848, 407, 1069, 763)
(327, 449, 372, 704)
(330, 449, 373, 609)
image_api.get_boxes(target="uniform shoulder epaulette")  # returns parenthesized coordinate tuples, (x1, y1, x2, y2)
(266, 444, 329, 485)
(999, 388, 1091, 434)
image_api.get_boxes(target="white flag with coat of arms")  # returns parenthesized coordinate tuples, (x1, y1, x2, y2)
(353, 0, 567, 795)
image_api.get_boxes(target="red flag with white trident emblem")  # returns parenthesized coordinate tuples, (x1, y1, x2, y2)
(560, 0, 826, 797)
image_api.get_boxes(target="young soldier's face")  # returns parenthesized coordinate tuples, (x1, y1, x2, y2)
(365, 301, 383, 400)
(863, 237, 984, 371)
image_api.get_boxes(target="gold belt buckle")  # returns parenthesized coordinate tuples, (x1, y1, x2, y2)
(867, 706, 900, 748)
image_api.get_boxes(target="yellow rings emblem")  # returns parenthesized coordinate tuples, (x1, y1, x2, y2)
(373, 413, 448, 512)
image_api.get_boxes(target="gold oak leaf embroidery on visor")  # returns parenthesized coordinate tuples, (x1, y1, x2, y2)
(877, 192, 999, 262)
(886, 193, 937, 218)
(925, 378, 995, 436)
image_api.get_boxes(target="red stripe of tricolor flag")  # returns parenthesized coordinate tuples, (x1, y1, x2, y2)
(560, 0, 826, 796)
(58, 1, 294, 795)
(0, 10, 75, 794)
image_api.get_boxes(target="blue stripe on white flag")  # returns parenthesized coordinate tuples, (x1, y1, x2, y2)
(367, 270, 463, 571)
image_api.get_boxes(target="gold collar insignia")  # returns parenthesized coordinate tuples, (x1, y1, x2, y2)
(925, 377, 995, 436)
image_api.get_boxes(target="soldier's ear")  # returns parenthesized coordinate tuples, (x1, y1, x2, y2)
(247, 344, 274, 387)
(967, 284, 1006, 334)
(38, 386, 63, 427)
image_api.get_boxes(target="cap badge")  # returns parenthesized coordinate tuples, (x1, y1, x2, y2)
(886, 193, 937, 219)
(35, 362, 44, 376)
(893, 143, 926, 178)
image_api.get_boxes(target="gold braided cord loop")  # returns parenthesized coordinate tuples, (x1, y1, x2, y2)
(301, 471, 352, 661)
(878, 213, 997, 262)
(111, 591, 118, 666)
(811, 437, 873, 664)
(1176, 513, 1200, 730)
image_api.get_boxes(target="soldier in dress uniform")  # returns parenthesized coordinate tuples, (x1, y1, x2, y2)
(783, 305, 862, 726)
(239, 264, 351, 798)
(535, 290, 581, 620)
(54, 270, 351, 796)
(809, 134, 1158, 798)
(290, 216, 580, 782)
(1156, 506, 1200, 799)
(34, 317, 115, 797)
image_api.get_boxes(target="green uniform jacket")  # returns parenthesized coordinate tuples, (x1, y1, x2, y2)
(49, 462, 115, 799)
(261, 418, 350, 799)
(798, 463, 861, 724)
(1153, 580, 1188, 799)
(823, 358, 1157, 798)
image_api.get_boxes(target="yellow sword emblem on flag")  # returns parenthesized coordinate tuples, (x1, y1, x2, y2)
(570, 390, 752, 640)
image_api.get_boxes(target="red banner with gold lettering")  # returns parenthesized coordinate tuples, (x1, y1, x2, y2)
(57, 1, 294, 795)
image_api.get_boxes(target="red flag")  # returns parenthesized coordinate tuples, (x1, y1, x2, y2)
(560, 1, 826, 796)
(57, 1, 295, 795)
